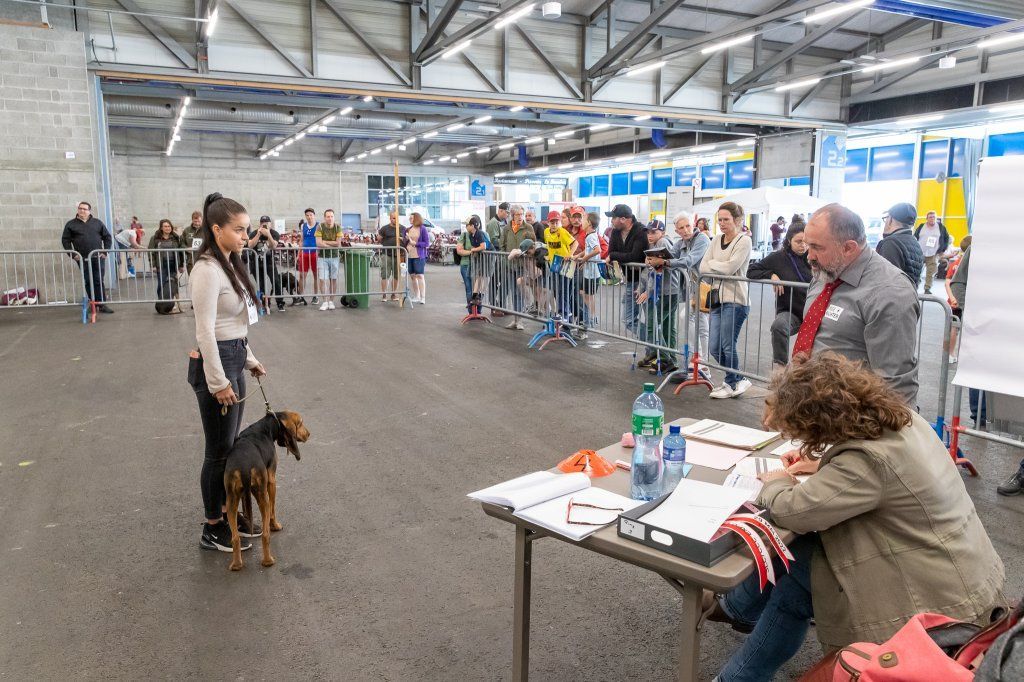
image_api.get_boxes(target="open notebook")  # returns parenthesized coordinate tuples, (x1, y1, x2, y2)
(468, 471, 644, 541)
(680, 419, 780, 450)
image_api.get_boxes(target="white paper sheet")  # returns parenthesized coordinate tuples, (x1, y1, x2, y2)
(683, 441, 756, 471)
(724, 473, 762, 501)
(639, 478, 752, 543)
(733, 457, 783, 477)
(468, 471, 590, 510)
(953, 156, 1024, 398)
(680, 419, 780, 450)
(513, 486, 644, 541)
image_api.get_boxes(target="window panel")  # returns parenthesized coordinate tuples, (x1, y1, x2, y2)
(611, 172, 630, 196)
(845, 148, 869, 183)
(651, 167, 673, 193)
(701, 164, 725, 190)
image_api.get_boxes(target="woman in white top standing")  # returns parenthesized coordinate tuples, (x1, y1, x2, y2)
(187, 192, 267, 554)
(699, 201, 753, 399)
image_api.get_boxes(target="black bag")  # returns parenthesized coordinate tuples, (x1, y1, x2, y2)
(155, 301, 176, 314)
(707, 287, 722, 309)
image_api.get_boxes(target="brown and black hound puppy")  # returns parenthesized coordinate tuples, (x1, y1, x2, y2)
(224, 410, 310, 571)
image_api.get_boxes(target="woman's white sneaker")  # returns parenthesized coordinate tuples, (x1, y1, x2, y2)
(709, 384, 735, 399)
(731, 379, 752, 397)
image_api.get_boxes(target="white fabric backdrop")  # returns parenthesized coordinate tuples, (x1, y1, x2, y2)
(952, 155, 1024, 399)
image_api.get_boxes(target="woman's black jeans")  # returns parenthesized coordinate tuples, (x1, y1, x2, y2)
(188, 339, 247, 521)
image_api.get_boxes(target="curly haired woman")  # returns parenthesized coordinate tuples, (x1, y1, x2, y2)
(711, 353, 1006, 682)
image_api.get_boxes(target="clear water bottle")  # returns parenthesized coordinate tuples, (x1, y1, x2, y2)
(631, 383, 664, 501)
(661, 425, 687, 495)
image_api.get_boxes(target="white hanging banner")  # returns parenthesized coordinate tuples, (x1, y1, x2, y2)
(952, 155, 1024, 398)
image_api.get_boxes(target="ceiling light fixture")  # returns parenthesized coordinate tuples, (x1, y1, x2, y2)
(736, 139, 756, 147)
(692, 144, 715, 152)
(317, 125, 327, 132)
(386, 144, 398, 150)
(616, 155, 635, 163)
(524, 137, 542, 144)
(774, 77, 821, 92)
(536, 166, 549, 172)
(554, 130, 575, 138)
(860, 56, 920, 73)
(509, 105, 525, 112)
(422, 131, 438, 138)
(424, 159, 435, 165)
(362, 95, 374, 102)
(625, 61, 667, 76)
(803, 0, 873, 24)
(585, 159, 602, 166)
(633, 115, 652, 121)
(357, 152, 367, 159)
(977, 33, 1024, 50)
(295, 132, 306, 140)
(494, 3, 535, 30)
(457, 152, 470, 158)
(338, 107, 353, 116)
(558, 163, 573, 169)
(499, 142, 515, 149)
(701, 34, 754, 55)
(403, 137, 417, 144)
(398, 145, 407, 151)
(324, 115, 338, 124)
(442, 40, 473, 59)
(897, 114, 945, 126)
(990, 101, 1024, 114)
(284, 139, 295, 146)
(649, 150, 671, 158)
(476, 147, 491, 154)
(439, 156, 451, 161)
(448, 123, 465, 131)
(345, 157, 355, 163)
(589, 123, 611, 131)
(204, 8, 218, 38)
(474, 115, 493, 124)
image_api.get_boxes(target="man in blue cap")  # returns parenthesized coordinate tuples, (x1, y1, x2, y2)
(875, 202, 924, 286)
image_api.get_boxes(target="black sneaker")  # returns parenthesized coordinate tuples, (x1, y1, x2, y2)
(997, 472, 1024, 496)
(233, 512, 262, 538)
(200, 520, 252, 552)
(98, 304, 114, 314)
(311, 296, 319, 305)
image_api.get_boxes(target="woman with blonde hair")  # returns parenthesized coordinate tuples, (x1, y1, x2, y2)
(710, 352, 1006, 681)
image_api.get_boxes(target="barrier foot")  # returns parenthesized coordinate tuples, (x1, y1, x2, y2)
(528, 317, 577, 350)
(947, 416, 979, 477)
(673, 352, 713, 395)
(461, 304, 492, 325)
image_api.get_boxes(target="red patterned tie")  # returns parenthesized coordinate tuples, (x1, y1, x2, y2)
(792, 280, 842, 357)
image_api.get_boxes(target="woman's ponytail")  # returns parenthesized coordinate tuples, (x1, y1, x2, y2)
(196, 192, 258, 304)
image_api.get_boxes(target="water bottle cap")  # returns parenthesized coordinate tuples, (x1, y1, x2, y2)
(643, 383, 655, 392)
(669, 425, 681, 434)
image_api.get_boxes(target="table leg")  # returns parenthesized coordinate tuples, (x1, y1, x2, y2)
(513, 526, 534, 682)
(677, 582, 703, 682)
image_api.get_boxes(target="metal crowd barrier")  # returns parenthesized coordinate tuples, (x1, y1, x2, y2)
(73, 244, 411, 313)
(463, 249, 956, 440)
(0, 250, 86, 309)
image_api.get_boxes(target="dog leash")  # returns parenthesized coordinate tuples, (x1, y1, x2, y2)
(220, 375, 273, 416)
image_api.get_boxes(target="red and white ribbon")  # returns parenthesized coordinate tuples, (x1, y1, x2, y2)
(721, 520, 775, 590)
(728, 513, 795, 569)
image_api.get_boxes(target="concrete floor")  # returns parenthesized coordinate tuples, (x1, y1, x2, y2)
(0, 266, 1021, 681)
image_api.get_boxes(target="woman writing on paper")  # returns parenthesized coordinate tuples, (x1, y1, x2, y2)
(711, 353, 1005, 682)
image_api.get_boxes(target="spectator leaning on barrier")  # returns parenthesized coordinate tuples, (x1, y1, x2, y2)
(181, 210, 204, 274)
(699, 202, 753, 399)
(62, 200, 114, 314)
(248, 215, 284, 312)
(797, 203, 921, 404)
(114, 218, 143, 279)
(659, 213, 710, 379)
(710, 352, 1006, 681)
(500, 204, 535, 330)
(747, 219, 812, 367)
(377, 210, 407, 303)
(487, 202, 509, 245)
(543, 210, 576, 319)
(876, 202, 924, 286)
(948, 245, 991, 440)
(510, 238, 544, 318)
(605, 204, 647, 334)
(315, 209, 342, 311)
(486, 202, 510, 312)
(295, 208, 320, 306)
(456, 215, 490, 313)
(148, 218, 185, 311)
(914, 210, 950, 294)
(636, 221, 680, 375)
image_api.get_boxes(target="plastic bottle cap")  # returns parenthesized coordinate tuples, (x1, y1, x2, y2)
(643, 383, 655, 392)
(669, 425, 681, 434)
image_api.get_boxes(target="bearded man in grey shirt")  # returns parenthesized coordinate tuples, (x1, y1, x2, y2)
(801, 204, 921, 404)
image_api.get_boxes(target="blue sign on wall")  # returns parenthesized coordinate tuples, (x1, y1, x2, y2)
(821, 134, 847, 169)
(471, 179, 487, 197)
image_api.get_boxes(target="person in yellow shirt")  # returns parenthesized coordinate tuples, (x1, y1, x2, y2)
(543, 210, 576, 318)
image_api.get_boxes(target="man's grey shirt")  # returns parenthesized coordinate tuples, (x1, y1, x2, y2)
(805, 247, 921, 403)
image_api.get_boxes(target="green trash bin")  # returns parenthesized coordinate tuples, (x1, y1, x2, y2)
(344, 248, 371, 309)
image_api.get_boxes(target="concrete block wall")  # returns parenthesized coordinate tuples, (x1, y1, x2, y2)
(0, 24, 101, 251)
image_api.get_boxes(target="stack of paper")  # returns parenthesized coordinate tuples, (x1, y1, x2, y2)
(469, 471, 643, 541)
(682, 441, 753, 471)
(638, 478, 751, 543)
(680, 419, 780, 450)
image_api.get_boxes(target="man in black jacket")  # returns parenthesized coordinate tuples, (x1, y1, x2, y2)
(61, 201, 114, 313)
(875, 202, 923, 286)
(604, 204, 646, 334)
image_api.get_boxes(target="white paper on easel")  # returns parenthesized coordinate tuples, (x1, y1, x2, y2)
(953, 156, 1024, 399)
